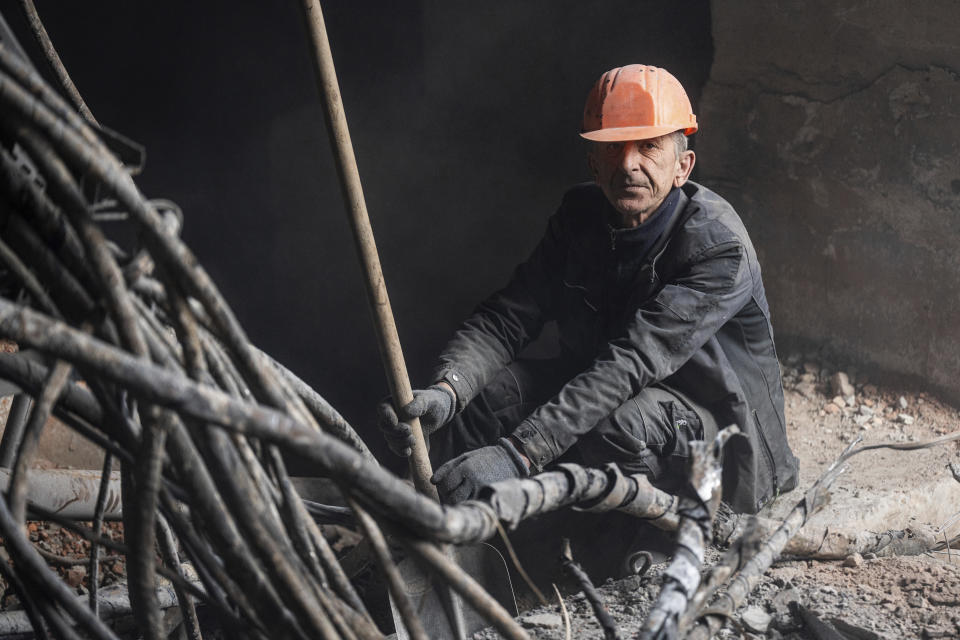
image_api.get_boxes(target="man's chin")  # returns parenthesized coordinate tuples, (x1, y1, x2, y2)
(611, 198, 651, 217)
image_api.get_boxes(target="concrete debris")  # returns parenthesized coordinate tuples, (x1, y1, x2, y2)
(520, 613, 562, 629)
(741, 605, 772, 633)
(842, 552, 864, 568)
(831, 372, 856, 399)
(899, 396, 909, 410)
(898, 414, 916, 425)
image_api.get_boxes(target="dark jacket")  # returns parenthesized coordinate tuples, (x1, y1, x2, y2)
(433, 181, 799, 513)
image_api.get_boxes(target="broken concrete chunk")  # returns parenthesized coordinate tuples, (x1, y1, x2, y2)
(521, 613, 562, 629)
(741, 606, 772, 633)
(842, 552, 864, 568)
(831, 372, 855, 398)
(899, 396, 909, 409)
(898, 414, 915, 425)
(796, 382, 817, 400)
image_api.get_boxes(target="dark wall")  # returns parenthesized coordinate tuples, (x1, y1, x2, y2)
(9, 1, 712, 457)
(697, 0, 960, 402)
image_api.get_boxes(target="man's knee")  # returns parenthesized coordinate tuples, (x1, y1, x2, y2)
(577, 387, 704, 487)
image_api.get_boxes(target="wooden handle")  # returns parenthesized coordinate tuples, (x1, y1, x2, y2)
(300, 0, 437, 499)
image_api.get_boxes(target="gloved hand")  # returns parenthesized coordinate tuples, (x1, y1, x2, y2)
(431, 438, 530, 504)
(377, 384, 456, 457)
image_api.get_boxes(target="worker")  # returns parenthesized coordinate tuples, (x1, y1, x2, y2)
(379, 64, 799, 514)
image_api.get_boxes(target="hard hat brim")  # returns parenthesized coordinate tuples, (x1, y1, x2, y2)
(579, 124, 697, 142)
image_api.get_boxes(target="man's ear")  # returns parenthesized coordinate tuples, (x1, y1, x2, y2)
(586, 148, 599, 181)
(673, 150, 696, 187)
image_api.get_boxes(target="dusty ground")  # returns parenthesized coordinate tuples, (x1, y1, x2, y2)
(476, 354, 960, 639)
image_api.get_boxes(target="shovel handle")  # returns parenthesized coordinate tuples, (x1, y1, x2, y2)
(300, 0, 438, 499)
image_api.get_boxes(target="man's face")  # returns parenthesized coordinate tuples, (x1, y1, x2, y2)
(588, 134, 695, 224)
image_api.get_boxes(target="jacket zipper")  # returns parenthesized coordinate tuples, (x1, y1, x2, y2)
(754, 410, 779, 492)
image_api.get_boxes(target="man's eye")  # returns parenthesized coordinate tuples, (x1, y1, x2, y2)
(604, 143, 623, 155)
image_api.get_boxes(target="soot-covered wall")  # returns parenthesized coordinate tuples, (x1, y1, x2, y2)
(698, 1, 960, 402)
(10, 2, 713, 460)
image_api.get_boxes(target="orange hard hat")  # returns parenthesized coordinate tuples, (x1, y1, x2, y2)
(580, 65, 698, 142)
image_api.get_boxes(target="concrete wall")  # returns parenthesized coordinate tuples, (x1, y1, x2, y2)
(697, 1, 960, 400)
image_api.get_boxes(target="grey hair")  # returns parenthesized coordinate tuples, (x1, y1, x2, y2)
(671, 131, 688, 158)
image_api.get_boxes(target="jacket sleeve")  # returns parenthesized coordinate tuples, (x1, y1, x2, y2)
(431, 214, 566, 410)
(512, 238, 753, 471)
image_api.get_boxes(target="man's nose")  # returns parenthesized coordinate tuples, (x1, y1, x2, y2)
(618, 142, 642, 171)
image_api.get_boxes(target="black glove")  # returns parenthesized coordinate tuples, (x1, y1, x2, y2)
(377, 384, 456, 457)
(431, 438, 530, 504)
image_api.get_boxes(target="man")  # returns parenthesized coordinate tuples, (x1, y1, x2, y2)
(379, 64, 799, 514)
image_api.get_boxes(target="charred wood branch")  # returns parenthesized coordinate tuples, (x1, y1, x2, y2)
(638, 426, 739, 640)
(683, 431, 960, 639)
(714, 508, 938, 560)
(560, 538, 621, 640)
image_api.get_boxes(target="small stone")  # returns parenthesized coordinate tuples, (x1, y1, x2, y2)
(65, 567, 86, 588)
(845, 395, 856, 406)
(898, 414, 915, 425)
(854, 414, 870, 426)
(858, 405, 874, 416)
(863, 384, 878, 396)
(842, 552, 864, 568)
(521, 613, 562, 629)
(863, 552, 878, 560)
(899, 396, 909, 409)
(830, 372, 855, 398)
(831, 395, 845, 408)
(824, 403, 840, 415)
(741, 606, 772, 633)
(796, 382, 817, 400)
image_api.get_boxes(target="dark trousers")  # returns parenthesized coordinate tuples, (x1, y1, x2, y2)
(429, 358, 705, 494)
